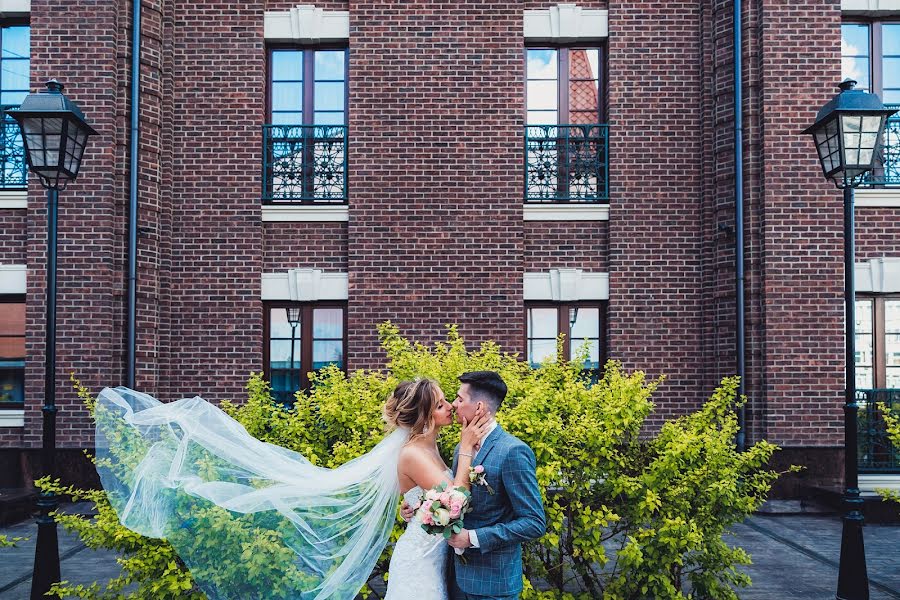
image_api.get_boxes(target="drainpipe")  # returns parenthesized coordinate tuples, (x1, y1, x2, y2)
(126, 0, 141, 388)
(734, 0, 746, 452)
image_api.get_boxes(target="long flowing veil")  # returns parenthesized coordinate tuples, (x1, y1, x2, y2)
(94, 387, 406, 600)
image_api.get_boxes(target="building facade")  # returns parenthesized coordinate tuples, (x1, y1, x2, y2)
(0, 0, 898, 495)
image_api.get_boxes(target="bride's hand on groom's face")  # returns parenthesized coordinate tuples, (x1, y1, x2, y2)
(459, 407, 491, 453)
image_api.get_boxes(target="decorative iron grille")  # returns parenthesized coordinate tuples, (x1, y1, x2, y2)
(864, 104, 900, 186)
(0, 104, 27, 189)
(263, 124, 347, 203)
(858, 388, 900, 473)
(525, 124, 609, 202)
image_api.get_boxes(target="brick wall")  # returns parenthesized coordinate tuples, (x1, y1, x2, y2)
(755, 0, 844, 447)
(24, 0, 122, 450)
(857, 208, 900, 261)
(524, 222, 608, 272)
(0, 210, 26, 264)
(607, 1, 706, 424)
(157, 0, 265, 403)
(264, 223, 349, 271)
(0, 0, 886, 495)
(346, 0, 525, 368)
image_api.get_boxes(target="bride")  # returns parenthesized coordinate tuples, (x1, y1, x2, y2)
(94, 379, 489, 600)
(382, 379, 487, 599)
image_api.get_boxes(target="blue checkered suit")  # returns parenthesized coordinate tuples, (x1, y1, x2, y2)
(450, 425, 545, 599)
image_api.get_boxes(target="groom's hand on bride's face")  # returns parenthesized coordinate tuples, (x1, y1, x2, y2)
(447, 529, 472, 549)
(400, 501, 414, 523)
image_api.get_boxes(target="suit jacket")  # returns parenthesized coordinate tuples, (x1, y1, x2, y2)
(451, 425, 545, 597)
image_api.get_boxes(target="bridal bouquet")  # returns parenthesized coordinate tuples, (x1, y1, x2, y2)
(414, 482, 472, 557)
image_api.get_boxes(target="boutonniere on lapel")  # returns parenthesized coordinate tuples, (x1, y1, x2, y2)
(468, 465, 495, 495)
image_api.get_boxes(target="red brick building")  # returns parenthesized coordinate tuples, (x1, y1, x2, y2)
(0, 0, 898, 496)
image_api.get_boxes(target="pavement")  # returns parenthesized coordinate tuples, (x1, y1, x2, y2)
(1, 501, 899, 599)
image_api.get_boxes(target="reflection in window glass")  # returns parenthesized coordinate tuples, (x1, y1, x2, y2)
(856, 299, 874, 389)
(569, 48, 601, 124)
(884, 25, 900, 104)
(0, 300, 25, 404)
(886, 301, 900, 387)
(527, 307, 558, 367)
(526, 49, 558, 125)
(842, 24, 870, 92)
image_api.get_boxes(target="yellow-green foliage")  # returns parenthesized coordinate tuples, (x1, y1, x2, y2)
(38, 324, 789, 599)
(875, 403, 900, 504)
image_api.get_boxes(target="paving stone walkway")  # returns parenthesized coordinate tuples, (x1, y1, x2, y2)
(2, 503, 898, 599)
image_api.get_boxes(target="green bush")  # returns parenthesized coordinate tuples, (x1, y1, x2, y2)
(876, 403, 900, 505)
(37, 323, 792, 599)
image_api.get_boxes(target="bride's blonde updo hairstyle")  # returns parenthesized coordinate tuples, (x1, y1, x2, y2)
(383, 378, 443, 442)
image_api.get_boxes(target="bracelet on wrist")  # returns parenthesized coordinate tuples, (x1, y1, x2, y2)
(459, 451, 473, 458)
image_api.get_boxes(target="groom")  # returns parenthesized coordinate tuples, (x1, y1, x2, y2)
(405, 371, 546, 599)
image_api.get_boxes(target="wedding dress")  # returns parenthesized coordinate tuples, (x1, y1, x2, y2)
(384, 477, 452, 600)
(94, 386, 416, 600)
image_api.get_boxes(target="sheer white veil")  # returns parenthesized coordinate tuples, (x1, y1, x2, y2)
(95, 386, 407, 600)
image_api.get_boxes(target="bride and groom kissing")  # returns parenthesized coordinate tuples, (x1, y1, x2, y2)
(94, 370, 545, 600)
(384, 371, 546, 600)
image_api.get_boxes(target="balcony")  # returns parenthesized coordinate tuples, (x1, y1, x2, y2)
(0, 104, 27, 189)
(525, 124, 609, 203)
(263, 124, 347, 203)
(858, 388, 900, 473)
(864, 104, 900, 186)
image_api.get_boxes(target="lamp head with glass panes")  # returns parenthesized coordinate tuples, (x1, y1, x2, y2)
(4, 80, 98, 190)
(804, 79, 898, 188)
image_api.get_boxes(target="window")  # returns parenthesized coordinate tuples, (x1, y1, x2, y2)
(855, 296, 900, 389)
(0, 22, 28, 189)
(842, 21, 900, 185)
(526, 48, 604, 125)
(264, 47, 348, 203)
(525, 47, 608, 202)
(0, 296, 24, 406)
(264, 303, 346, 405)
(526, 303, 606, 376)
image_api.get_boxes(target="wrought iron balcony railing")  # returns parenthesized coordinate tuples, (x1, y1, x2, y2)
(263, 124, 347, 203)
(1, 104, 27, 189)
(864, 104, 900, 186)
(525, 124, 609, 203)
(858, 388, 900, 473)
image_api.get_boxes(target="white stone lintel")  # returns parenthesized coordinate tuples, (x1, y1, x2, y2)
(523, 203, 609, 221)
(856, 257, 900, 293)
(265, 5, 350, 42)
(859, 474, 900, 494)
(261, 204, 349, 222)
(0, 0, 30, 18)
(0, 189, 27, 209)
(524, 4, 608, 41)
(842, 0, 900, 15)
(524, 269, 608, 301)
(262, 269, 348, 301)
(855, 188, 900, 207)
(0, 409, 24, 427)
(0, 264, 26, 294)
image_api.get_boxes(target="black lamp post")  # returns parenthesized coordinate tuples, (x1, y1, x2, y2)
(5, 79, 98, 600)
(286, 307, 301, 398)
(804, 79, 897, 600)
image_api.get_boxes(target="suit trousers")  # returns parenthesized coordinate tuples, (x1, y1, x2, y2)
(450, 576, 519, 600)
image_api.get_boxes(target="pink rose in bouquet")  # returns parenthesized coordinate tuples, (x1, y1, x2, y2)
(415, 482, 473, 559)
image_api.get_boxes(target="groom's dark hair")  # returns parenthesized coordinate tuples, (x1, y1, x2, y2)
(458, 371, 507, 413)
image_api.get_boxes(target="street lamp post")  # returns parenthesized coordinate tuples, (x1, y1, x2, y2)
(286, 307, 301, 401)
(5, 79, 98, 600)
(803, 79, 897, 600)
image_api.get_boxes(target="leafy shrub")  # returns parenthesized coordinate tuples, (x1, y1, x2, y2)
(875, 403, 900, 505)
(36, 323, 790, 599)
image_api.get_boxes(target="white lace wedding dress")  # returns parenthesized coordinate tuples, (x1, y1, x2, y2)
(384, 476, 451, 600)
